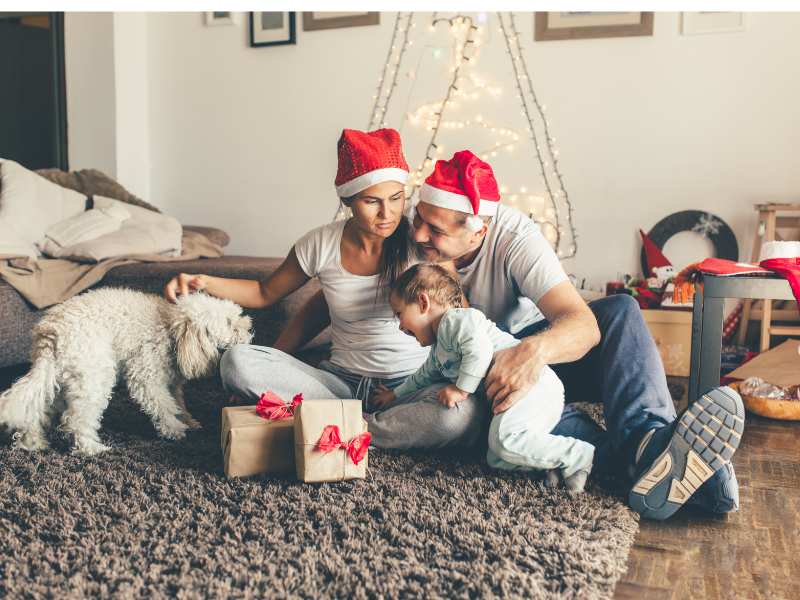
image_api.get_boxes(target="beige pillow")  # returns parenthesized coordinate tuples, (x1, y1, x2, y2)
(0, 159, 87, 258)
(43, 195, 182, 262)
(38, 203, 131, 256)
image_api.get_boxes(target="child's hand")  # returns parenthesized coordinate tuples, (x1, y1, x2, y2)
(438, 384, 469, 408)
(371, 384, 396, 409)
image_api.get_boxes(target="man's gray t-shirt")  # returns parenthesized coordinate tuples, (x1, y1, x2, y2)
(457, 204, 569, 334)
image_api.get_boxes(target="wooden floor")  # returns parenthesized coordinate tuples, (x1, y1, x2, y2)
(616, 388, 800, 600)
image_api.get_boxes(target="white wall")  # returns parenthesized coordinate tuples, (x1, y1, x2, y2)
(65, 12, 117, 178)
(76, 12, 800, 288)
(65, 13, 150, 199)
(113, 13, 150, 199)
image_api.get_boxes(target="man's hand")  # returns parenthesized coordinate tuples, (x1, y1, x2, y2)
(164, 273, 208, 303)
(437, 384, 469, 408)
(486, 338, 547, 414)
(371, 384, 397, 409)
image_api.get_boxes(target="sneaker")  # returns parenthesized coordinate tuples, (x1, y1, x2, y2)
(687, 462, 739, 514)
(628, 386, 745, 520)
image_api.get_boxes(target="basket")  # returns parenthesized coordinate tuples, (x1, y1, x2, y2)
(728, 381, 800, 421)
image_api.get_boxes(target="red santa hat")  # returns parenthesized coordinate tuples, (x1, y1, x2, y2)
(335, 128, 409, 198)
(639, 229, 673, 276)
(419, 150, 501, 231)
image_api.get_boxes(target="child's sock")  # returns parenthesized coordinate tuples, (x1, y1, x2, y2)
(561, 443, 595, 494)
(563, 469, 590, 494)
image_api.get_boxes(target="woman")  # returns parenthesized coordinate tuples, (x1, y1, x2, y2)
(164, 128, 483, 449)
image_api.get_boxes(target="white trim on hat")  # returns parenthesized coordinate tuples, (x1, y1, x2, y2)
(760, 241, 800, 261)
(419, 183, 499, 216)
(335, 168, 409, 198)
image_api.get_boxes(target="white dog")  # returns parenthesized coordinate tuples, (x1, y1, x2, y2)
(0, 288, 252, 455)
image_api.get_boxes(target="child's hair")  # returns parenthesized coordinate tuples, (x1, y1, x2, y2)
(390, 263, 467, 309)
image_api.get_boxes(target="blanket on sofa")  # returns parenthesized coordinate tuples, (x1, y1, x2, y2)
(0, 163, 223, 308)
(0, 230, 222, 309)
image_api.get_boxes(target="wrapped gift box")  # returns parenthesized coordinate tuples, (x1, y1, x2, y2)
(294, 399, 370, 483)
(220, 406, 295, 478)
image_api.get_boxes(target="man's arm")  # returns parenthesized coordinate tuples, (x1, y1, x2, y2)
(486, 281, 600, 413)
(273, 289, 331, 354)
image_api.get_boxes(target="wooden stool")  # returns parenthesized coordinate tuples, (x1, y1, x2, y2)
(737, 203, 800, 351)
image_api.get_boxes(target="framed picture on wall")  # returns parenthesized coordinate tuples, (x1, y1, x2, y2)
(681, 12, 745, 35)
(205, 12, 239, 27)
(302, 12, 379, 31)
(534, 12, 654, 41)
(249, 12, 296, 47)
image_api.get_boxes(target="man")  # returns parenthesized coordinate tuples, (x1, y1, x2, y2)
(288, 149, 743, 521)
(404, 150, 744, 520)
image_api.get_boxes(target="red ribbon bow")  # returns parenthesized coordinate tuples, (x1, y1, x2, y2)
(256, 391, 303, 421)
(315, 425, 371, 465)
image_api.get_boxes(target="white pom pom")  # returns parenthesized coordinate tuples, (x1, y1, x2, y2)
(465, 215, 484, 232)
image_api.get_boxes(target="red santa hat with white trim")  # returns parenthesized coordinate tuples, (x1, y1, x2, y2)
(335, 128, 409, 198)
(419, 150, 501, 231)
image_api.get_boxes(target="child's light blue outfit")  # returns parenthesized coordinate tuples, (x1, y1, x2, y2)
(393, 308, 595, 480)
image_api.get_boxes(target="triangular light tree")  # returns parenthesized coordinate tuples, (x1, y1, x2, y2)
(335, 12, 578, 258)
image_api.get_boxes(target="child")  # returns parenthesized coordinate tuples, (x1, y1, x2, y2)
(371, 263, 595, 493)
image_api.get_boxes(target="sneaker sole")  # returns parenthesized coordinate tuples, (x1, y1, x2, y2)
(629, 386, 745, 520)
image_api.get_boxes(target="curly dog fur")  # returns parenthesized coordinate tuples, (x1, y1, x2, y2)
(0, 288, 252, 454)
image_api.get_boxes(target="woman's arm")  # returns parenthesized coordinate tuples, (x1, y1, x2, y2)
(164, 248, 310, 309)
(273, 289, 332, 354)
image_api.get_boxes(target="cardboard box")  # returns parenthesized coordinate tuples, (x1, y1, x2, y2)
(220, 406, 295, 478)
(294, 399, 369, 483)
(727, 339, 800, 387)
(642, 309, 693, 377)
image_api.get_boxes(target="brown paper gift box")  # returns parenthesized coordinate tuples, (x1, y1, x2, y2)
(294, 399, 369, 483)
(220, 406, 295, 478)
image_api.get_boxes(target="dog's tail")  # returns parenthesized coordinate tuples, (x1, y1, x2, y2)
(0, 335, 59, 433)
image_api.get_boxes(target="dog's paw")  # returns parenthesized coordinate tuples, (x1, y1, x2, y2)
(72, 437, 111, 456)
(157, 419, 188, 441)
(180, 415, 203, 430)
(12, 431, 50, 452)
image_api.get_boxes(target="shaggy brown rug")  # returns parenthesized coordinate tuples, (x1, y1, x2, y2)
(0, 374, 638, 599)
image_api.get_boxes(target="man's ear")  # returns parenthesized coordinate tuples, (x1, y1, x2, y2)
(418, 292, 431, 314)
(467, 223, 488, 244)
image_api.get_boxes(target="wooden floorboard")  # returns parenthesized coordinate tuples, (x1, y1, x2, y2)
(616, 386, 800, 600)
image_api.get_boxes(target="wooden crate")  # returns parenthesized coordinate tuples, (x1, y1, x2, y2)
(641, 309, 693, 377)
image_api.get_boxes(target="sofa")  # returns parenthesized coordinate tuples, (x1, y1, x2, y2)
(0, 169, 324, 369)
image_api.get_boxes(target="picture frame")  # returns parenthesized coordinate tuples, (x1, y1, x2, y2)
(249, 12, 296, 48)
(302, 12, 379, 32)
(681, 12, 745, 36)
(534, 12, 654, 41)
(205, 12, 239, 27)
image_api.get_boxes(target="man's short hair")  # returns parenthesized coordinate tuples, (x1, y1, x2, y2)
(454, 213, 493, 229)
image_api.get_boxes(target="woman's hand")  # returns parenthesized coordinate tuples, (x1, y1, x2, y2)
(164, 273, 208, 303)
(371, 384, 397, 409)
(438, 384, 469, 408)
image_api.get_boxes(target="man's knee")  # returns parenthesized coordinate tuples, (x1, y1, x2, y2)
(589, 293, 641, 330)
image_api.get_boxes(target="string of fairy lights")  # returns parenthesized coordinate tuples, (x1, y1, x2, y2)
(504, 12, 576, 257)
(340, 12, 577, 259)
(367, 12, 415, 131)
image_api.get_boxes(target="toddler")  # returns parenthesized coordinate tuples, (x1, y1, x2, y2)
(372, 263, 595, 492)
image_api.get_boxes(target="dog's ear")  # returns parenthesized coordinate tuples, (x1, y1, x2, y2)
(170, 315, 219, 380)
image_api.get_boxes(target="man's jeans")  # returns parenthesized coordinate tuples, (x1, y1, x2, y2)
(515, 294, 677, 478)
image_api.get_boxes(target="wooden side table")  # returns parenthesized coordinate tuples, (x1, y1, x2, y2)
(689, 273, 796, 402)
